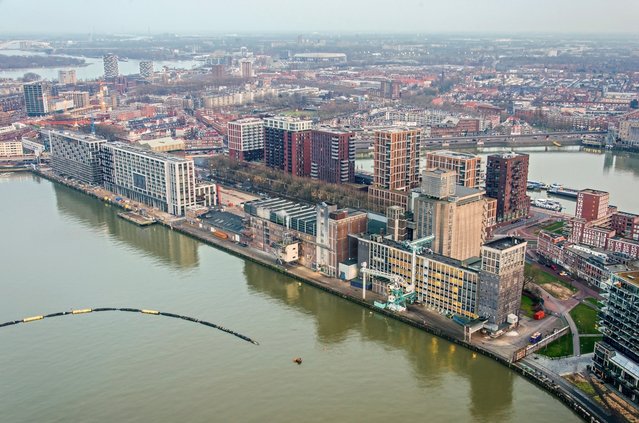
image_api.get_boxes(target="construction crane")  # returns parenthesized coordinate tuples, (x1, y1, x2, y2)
(360, 262, 417, 312)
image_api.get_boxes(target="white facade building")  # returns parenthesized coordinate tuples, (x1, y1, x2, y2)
(101, 142, 196, 216)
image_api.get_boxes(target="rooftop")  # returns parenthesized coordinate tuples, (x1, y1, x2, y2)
(617, 270, 639, 286)
(229, 117, 264, 125)
(483, 236, 526, 251)
(105, 141, 192, 164)
(579, 188, 609, 196)
(50, 129, 106, 143)
(427, 150, 480, 160)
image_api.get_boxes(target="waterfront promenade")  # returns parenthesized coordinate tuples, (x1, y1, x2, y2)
(31, 167, 609, 423)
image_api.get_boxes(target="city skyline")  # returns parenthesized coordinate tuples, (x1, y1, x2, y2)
(1, 0, 638, 35)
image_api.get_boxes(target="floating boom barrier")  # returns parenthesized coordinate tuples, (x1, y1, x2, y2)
(0, 308, 259, 345)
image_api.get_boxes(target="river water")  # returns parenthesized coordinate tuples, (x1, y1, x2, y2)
(0, 49, 201, 80)
(0, 173, 578, 422)
(357, 147, 639, 215)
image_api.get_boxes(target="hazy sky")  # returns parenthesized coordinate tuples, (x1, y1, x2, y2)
(1, 0, 638, 35)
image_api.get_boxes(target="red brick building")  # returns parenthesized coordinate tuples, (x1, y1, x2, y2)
(485, 152, 530, 223)
(310, 128, 355, 184)
(576, 189, 609, 222)
(264, 116, 313, 177)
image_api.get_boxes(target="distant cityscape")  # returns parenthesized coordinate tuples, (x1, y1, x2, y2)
(1, 32, 638, 420)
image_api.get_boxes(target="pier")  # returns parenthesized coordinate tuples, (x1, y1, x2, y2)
(117, 211, 156, 226)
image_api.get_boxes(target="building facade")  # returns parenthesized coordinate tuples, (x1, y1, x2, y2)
(227, 117, 264, 162)
(424, 150, 482, 188)
(0, 140, 23, 157)
(49, 130, 105, 184)
(485, 152, 530, 223)
(101, 142, 196, 216)
(576, 189, 610, 222)
(477, 237, 527, 325)
(414, 169, 488, 261)
(354, 234, 527, 324)
(103, 53, 119, 79)
(593, 271, 639, 405)
(316, 203, 367, 277)
(240, 61, 253, 78)
(244, 198, 318, 268)
(23, 82, 50, 117)
(368, 127, 421, 211)
(58, 70, 77, 85)
(310, 128, 355, 184)
(139, 60, 153, 79)
(264, 116, 312, 177)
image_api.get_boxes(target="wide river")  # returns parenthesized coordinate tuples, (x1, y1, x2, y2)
(0, 174, 578, 422)
(358, 147, 639, 216)
(0, 49, 201, 80)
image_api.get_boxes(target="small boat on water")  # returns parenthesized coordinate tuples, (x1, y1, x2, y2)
(531, 198, 563, 211)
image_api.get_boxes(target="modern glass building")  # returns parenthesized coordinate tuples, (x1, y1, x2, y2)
(593, 271, 639, 405)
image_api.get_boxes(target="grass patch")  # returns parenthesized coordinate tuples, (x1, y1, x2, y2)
(584, 297, 602, 308)
(524, 263, 577, 300)
(570, 304, 600, 335)
(537, 333, 574, 358)
(580, 336, 603, 354)
(542, 221, 565, 234)
(564, 374, 597, 397)
(521, 295, 536, 318)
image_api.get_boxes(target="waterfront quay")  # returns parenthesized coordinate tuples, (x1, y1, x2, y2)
(31, 167, 609, 422)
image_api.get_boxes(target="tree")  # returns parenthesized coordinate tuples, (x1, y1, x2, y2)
(631, 99, 639, 109)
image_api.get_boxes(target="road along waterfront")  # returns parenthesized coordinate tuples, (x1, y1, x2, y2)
(0, 173, 582, 423)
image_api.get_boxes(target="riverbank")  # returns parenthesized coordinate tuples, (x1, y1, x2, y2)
(31, 168, 607, 422)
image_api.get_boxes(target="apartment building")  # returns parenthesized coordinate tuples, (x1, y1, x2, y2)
(310, 128, 355, 184)
(227, 117, 264, 162)
(593, 271, 639, 405)
(368, 127, 421, 211)
(101, 142, 196, 216)
(49, 130, 105, 184)
(424, 150, 482, 188)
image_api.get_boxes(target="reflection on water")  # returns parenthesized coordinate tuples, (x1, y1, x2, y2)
(243, 260, 514, 422)
(52, 182, 199, 269)
(605, 152, 639, 177)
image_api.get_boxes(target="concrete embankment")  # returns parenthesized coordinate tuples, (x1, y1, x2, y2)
(30, 168, 603, 423)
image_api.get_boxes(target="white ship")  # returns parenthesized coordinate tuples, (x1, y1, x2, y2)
(532, 198, 563, 212)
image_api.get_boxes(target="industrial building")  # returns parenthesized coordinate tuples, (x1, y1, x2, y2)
(593, 271, 639, 405)
(354, 234, 527, 325)
(310, 127, 355, 184)
(316, 203, 367, 277)
(101, 142, 197, 216)
(413, 169, 489, 261)
(49, 130, 105, 185)
(244, 198, 318, 267)
(227, 117, 264, 162)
